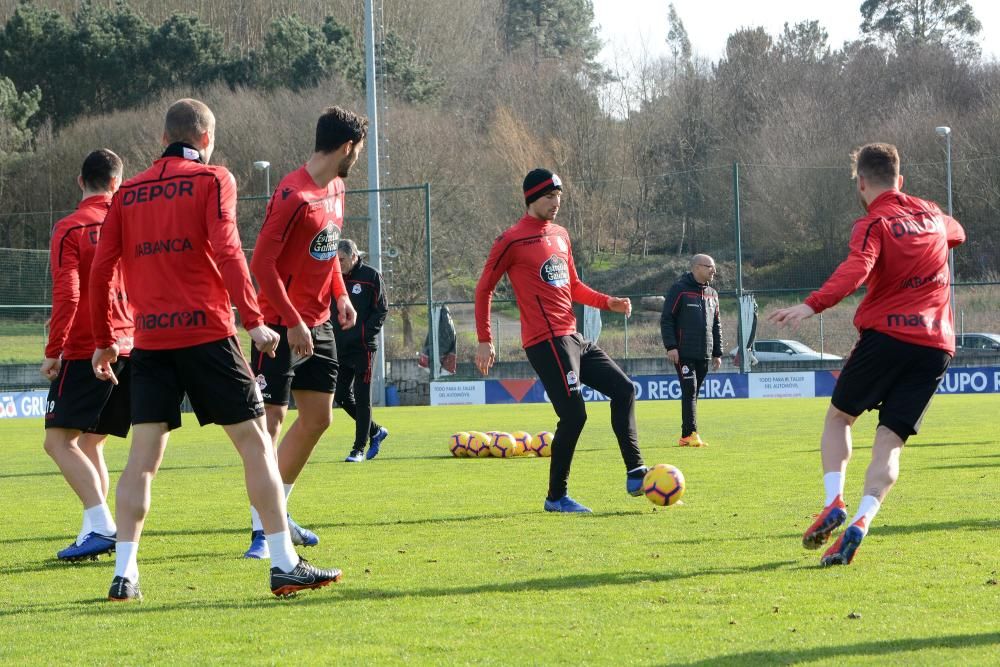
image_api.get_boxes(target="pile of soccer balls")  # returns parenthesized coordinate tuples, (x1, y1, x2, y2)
(449, 431, 552, 458)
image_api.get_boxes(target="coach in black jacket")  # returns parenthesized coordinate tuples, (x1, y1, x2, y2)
(660, 254, 723, 447)
(334, 239, 390, 462)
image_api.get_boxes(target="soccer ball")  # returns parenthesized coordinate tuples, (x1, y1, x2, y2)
(512, 430, 534, 456)
(466, 431, 492, 458)
(449, 432, 470, 457)
(642, 464, 685, 506)
(489, 432, 516, 458)
(534, 431, 553, 457)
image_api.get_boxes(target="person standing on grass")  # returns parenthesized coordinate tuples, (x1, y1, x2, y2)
(659, 254, 723, 447)
(43, 149, 132, 562)
(90, 98, 342, 601)
(334, 239, 390, 463)
(244, 106, 366, 559)
(474, 168, 647, 513)
(770, 142, 965, 566)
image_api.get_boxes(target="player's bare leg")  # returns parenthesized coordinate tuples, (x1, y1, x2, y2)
(822, 426, 903, 566)
(227, 416, 341, 596)
(803, 406, 857, 549)
(45, 429, 117, 560)
(78, 433, 110, 498)
(275, 390, 334, 482)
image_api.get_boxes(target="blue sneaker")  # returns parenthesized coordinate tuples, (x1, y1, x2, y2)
(287, 514, 319, 547)
(345, 449, 365, 462)
(626, 466, 648, 497)
(543, 496, 592, 513)
(57, 531, 116, 561)
(243, 530, 269, 559)
(821, 523, 866, 566)
(367, 427, 389, 460)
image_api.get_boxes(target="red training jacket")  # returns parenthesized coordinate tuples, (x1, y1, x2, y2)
(90, 148, 264, 350)
(804, 190, 966, 354)
(250, 166, 347, 328)
(475, 214, 610, 348)
(46, 194, 133, 360)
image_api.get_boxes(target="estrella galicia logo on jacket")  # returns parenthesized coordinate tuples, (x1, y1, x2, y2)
(135, 310, 207, 330)
(540, 255, 569, 287)
(351, 284, 362, 295)
(309, 224, 340, 260)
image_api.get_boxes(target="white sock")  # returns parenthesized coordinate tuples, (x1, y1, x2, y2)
(265, 531, 299, 573)
(250, 506, 263, 531)
(850, 495, 881, 534)
(77, 512, 92, 545)
(627, 466, 646, 475)
(84, 503, 115, 537)
(283, 483, 294, 500)
(823, 472, 844, 506)
(114, 541, 139, 582)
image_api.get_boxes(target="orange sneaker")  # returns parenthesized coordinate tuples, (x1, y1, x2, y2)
(678, 432, 707, 447)
(802, 496, 847, 550)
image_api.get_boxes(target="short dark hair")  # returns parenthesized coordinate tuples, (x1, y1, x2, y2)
(164, 98, 214, 145)
(852, 143, 899, 188)
(81, 149, 123, 191)
(315, 106, 368, 153)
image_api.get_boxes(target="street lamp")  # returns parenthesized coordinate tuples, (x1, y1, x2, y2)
(253, 160, 271, 197)
(934, 126, 956, 321)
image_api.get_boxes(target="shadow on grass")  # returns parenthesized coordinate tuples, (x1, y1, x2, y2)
(875, 518, 998, 537)
(925, 462, 1000, 471)
(82, 558, 800, 616)
(679, 631, 1000, 666)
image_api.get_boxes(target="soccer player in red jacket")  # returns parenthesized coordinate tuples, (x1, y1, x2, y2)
(243, 106, 365, 559)
(770, 143, 966, 566)
(43, 149, 132, 562)
(474, 169, 647, 513)
(90, 99, 342, 600)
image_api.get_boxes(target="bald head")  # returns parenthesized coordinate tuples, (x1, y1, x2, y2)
(163, 98, 215, 160)
(690, 254, 716, 285)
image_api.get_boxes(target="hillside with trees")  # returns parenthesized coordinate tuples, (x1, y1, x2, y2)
(1, 0, 997, 310)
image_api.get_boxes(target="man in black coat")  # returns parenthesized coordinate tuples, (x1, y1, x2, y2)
(660, 254, 723, 447)
(334, 239, 390, 462)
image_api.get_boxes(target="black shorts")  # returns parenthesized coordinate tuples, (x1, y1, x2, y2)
(45, 358, 131, 438)
(131, 337, 264, 430)
(250, 321, 338, 405)
(832, 330, 951, 441)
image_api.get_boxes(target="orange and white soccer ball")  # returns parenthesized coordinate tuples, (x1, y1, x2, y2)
(466, 431, 492, 458)
(642, 464, 685, 506)
(534, 431, 553, 457)
(449, 432, 470, 457)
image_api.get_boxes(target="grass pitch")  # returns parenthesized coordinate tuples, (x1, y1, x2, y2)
(1, 395, 997, 665)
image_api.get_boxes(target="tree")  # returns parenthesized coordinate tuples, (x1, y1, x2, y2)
(860, 0, 982, 56)
(666, 3, 691, 64)
(0, 76, 40, 156)
(501, 0, 603, 78)
(777, 20, 830, 63)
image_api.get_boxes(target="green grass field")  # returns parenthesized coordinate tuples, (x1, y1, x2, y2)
(1, 396, 997, 665)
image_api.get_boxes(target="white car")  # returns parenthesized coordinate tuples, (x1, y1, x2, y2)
(730, 339, 842, 364)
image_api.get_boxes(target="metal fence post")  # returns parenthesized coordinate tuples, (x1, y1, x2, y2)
(733, 162, 747, 373)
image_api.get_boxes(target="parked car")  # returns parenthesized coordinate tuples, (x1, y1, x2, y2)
(730, 339, 842, 365)
(955, 333, 1000, 351)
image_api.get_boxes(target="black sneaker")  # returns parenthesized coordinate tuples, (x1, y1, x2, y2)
(270, 558, 342, 597)
(108, 576, 142, 602)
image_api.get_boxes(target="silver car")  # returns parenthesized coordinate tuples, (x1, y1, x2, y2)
(730, 339, 842, 364)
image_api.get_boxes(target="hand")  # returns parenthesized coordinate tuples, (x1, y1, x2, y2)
(666, 349, 679, 364)
(607, 296, 632, 318)
(40, 357, 61, 380)
(712, 356, 722, 370)
(768, 303, 816, 330)
(286, 320, 314, 358)
(337, 295, 357, 330)
(249, 324, 280, 358)
(476, 341, 495, 376)
(92, 344, 120, 385)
